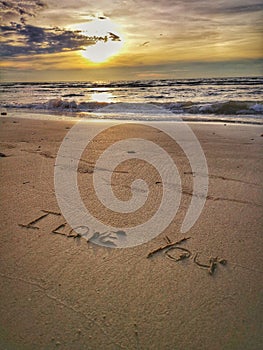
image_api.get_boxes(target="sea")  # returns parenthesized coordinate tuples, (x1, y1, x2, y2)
(1, 77, 262, 124)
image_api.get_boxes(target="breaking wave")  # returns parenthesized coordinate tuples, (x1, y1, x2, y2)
(1, 77, 262, 124)
(2, 98, 262, 116)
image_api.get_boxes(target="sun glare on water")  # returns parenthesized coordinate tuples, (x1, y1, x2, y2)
(91, 92, 114, 102)
(70, 18, 124, 63)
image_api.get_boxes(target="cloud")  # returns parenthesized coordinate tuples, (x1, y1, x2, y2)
(0, 1, 83, 57)
(1, 0, 262, 65)
(205, 2, 263, 15)
(2, 58, 262, 82)
(0, 1, 124, 57)
(0, 23, 125, 57)
(0, 0, 46, 25)
(0, 23, 101, 56)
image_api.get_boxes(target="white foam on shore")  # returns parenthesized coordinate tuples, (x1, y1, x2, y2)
(1, 104, 263, 125)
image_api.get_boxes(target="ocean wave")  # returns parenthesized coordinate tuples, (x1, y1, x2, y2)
(2, 98, 263, 117)
(155, 101, 263, 116)
(62, 93, 85, 97)
(1, 77, 262, 90)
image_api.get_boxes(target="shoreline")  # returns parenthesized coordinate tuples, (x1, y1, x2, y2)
(1, 107, 263, 125)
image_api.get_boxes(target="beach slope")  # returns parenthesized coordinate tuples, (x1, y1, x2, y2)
(0, 116, 262, 350)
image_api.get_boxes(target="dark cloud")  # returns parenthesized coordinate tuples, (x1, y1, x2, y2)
(218, 3, 263, 14)
(0, 1, 122, 57)
(0, 23, 105, 57)
(0, 0, 46, 25)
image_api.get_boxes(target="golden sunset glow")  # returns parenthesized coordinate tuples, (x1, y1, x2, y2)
(82, 40, 123, 63)
(69, 18, 124, 63)
(1, 1, 262, 81)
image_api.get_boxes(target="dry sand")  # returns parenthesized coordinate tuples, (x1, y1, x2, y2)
(0, 115, 262, 350)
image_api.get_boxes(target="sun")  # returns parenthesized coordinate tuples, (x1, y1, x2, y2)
(70, 18, 124, 63)
(82, 39, 123, 63)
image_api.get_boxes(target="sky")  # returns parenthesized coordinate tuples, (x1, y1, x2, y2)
(0, 0, 263, 81)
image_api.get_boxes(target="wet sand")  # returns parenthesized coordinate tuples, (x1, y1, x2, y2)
(0, 116, 262, 349)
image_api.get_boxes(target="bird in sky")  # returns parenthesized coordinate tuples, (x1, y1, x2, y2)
(108, 32, 121, 41)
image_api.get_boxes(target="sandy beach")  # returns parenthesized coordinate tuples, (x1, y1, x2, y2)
(0, 115, 262, 350)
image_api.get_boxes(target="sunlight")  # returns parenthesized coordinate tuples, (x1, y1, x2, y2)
(69, 18, 124, 63)
(91, 92, 114, 102)
(82, 40, 123, 63)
